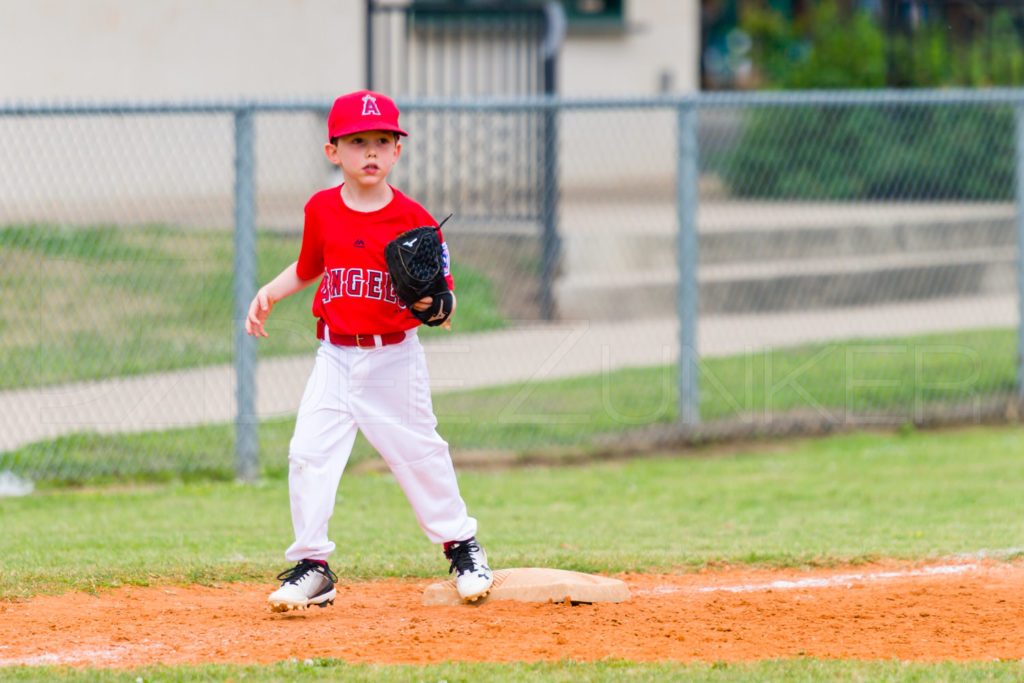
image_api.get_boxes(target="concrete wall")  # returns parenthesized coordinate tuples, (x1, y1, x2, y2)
(561, 0, 699, 96)
(559, 0, 700, 196)
(0, 0, 366, 101)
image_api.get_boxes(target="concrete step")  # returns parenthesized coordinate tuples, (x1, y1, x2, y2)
(555, 200, 1018, 320)
(561, 214, 1015, 274)
(554, 247, 1016, 319)
(700, 217, 1015, 264)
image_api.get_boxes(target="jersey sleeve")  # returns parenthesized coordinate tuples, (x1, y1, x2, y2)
(439, 236, 453, 290)
(295, 197, 324, 281)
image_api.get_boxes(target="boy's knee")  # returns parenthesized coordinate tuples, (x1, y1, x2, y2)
(287, 448, 322, 471)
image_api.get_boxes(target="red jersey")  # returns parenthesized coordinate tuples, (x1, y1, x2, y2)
(296, 185, 453, 336)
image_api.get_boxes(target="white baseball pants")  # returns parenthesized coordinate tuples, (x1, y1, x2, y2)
(283, 331, 477, 562)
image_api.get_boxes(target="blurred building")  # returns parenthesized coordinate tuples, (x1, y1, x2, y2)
(0, 0, 700, 101)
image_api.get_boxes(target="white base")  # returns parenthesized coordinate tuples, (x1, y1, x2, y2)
(422, 567, 630, 606)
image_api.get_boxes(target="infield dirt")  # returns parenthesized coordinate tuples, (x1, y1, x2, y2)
(2, 559, 1023, 668)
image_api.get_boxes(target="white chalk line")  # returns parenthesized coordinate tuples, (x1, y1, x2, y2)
(636, 562, 983, 597)
(0, 646, 129, 667)
(0, 644, 163, 668)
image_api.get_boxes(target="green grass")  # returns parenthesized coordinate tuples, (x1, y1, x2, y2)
(3, 327, 1015, 484)
(4, 659, 1024, 682)
(3, 425, 1024, 599)
(0, 224, 506, 389)
(429, 326, 1015, 448)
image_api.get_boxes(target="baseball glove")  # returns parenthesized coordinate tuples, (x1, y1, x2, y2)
(385, 215, 454, 327)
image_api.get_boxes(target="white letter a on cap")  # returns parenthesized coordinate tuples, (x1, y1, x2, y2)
(362, 94, 381, 116)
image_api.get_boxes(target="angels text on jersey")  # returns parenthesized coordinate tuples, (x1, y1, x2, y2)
(319, 267, 403, 308)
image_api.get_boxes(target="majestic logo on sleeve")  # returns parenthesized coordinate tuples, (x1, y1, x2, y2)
(361, 94, 381, 116)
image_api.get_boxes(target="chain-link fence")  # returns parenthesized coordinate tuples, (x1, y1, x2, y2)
(1, 90, 1022, 484)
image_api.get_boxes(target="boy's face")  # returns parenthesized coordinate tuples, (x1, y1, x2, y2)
(325, 130, 401, 188)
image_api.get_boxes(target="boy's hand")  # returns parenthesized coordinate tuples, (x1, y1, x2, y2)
(245, 288, 274, 337)
(413, 296, 452, 330)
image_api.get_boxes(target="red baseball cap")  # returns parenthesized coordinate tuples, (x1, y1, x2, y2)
(327, 90, 408, 140)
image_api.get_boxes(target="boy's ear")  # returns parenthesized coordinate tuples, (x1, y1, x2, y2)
(324, 142, 341, 165)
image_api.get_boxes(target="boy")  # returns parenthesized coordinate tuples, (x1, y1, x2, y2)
(245, 90, 493, 611)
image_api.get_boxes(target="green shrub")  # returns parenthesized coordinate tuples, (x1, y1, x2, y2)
(889, 9, 1024, 88)
(717, 102, 1015, 200)
(742, 2, 1024, 90)
(718, 2, 1019, 200)
(742, 0, 885, 90)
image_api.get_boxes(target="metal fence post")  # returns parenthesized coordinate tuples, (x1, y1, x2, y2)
(365, 0, 375, 89)
(1017, 103, 1024, 401)
(539, 2, 565, 321)
(233, 107, 259, 481)
(539, 99, 560, 321)
(677, 98, 700, 426)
